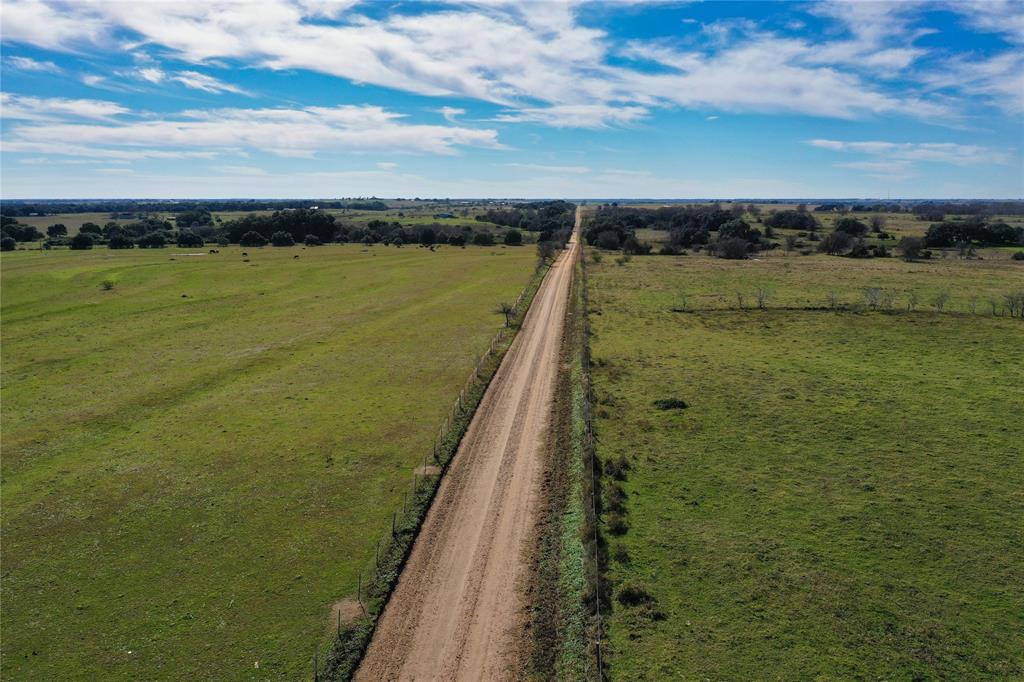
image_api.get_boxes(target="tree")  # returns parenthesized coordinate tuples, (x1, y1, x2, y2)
(596, 230, 621, 250)
(108, 234, 135, 249)
(240, 231, 268, 247)
(472, 232, 495, 246)
(869, 215, 886, 233)
(715, 237, 750, 259)
(1, 237, 16, 251)
(496, 302, 515, 327)
(503, 229, 522, 246)
(817, 230, 853, 255)
(536, 240, 557, 262)
(897, 236, 925, 261)
(176, 231, 204, 247)
(304, 234, 323, 246)
(271, 231, 295, 246)
(70, 232, 94, 250)
(79, 222, 102, 235)
(718, 218, 753, 241)
(47, 224, 68, 238)
(834, 217, 868, 237)
(420, 228, 436, 246)
(136, 232, 167, 248)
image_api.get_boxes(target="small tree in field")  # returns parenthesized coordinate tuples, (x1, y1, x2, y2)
(271, 231, 295, 246)
(496, 302, 515, 327)
(897, 236, 924, 261)
(70, 232, 94, 250)
(240, 231, 268, 247)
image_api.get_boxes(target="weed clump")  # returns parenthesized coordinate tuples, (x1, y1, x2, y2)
(653, 398, 688, 410)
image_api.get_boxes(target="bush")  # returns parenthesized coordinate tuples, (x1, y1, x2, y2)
(503, 229, 522, 246)
(716, 237, 750, 259)
(653, 398, 688, 410)
(617, 583, 655, 606)
(1012, 251, 1024, 261)
(621, 235, 652, 255)
(718, 218, 753, 241)
(606, 512, 629, 536)
(216, 236, 230, 246)
(100, 278, 116, 290)
(70, 233, 94, 250)
(78, 222, 103, 235)
(240, 231, 268, 247)
(1, 237, 15, 251)
(604, 454, 631, 481)
(472, 232, 495, 246)
(47, 224, 68, 238)
(304, 234, 323, 246)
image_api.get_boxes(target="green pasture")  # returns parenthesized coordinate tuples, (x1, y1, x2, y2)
(587, 251, 1024, 679)
(1, 242, 535, 680)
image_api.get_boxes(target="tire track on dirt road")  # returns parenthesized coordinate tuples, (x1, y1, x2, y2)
(355, 211, 581, 681)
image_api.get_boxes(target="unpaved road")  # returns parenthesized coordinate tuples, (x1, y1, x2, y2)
(355, 214, 580, 681)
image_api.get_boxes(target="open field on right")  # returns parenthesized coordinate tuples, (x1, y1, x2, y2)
(587, 251, 1024, 679)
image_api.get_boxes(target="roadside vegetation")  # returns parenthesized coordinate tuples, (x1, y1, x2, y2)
(0, 243, 539, 680)
(584, 244, 1024, 678)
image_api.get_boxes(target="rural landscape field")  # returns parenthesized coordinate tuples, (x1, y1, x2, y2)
(3, 1, 1023, 680)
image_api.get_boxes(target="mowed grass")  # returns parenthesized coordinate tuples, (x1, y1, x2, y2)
(1, 243, 535, 680)
(588, 252, 1024, 679)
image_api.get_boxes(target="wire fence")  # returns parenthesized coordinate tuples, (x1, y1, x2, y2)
(578, 237, 606, 680)
(315, 256, 553, 681)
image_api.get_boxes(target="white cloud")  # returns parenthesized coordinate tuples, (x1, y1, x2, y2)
(706, 115, 719, 121)
(438, 106, 465, 122)
(503, 162, 590, 174)
(0, 93, 129, 121)
(948, 0, 1024, 45)
(494, 104, 649, 128)
(921, 51, 1024, 115)
(171, 71, 249, 94)
(3, 103, 504, 160)
(136, 67, 166, 83)
(4, 55, 62, 73)
(81, 74, 106, 87)
(0, 0, 967, 125)
(376, 162, 399, 169)
(809, 138, 1012, 166)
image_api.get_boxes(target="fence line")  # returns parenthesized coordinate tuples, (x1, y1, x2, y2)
(316, 254, 555, 681)
(577, 238, 605, 680)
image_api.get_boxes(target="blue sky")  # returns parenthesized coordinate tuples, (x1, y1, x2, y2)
(1, 0, 1021, 199)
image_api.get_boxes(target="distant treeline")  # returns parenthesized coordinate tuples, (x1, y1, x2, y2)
(0, 199, 390, 217)
(475, 200, 576, 234)
(1, 202, 576, 251)
(815, 201, 1024, 219)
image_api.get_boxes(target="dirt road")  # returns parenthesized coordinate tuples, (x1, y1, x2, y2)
(355, 214, 580, 681)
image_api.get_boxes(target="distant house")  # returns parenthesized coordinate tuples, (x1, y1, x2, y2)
(310, 205, 319, 210)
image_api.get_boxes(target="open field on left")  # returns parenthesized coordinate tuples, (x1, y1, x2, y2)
(1, 243, 535, 680)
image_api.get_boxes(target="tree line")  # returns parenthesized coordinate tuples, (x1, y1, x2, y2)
(1, 203, 576, 251)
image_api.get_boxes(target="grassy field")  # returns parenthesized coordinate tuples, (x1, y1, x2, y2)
(587, 250, 1024, 679)
(1, 242, 536, 680)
